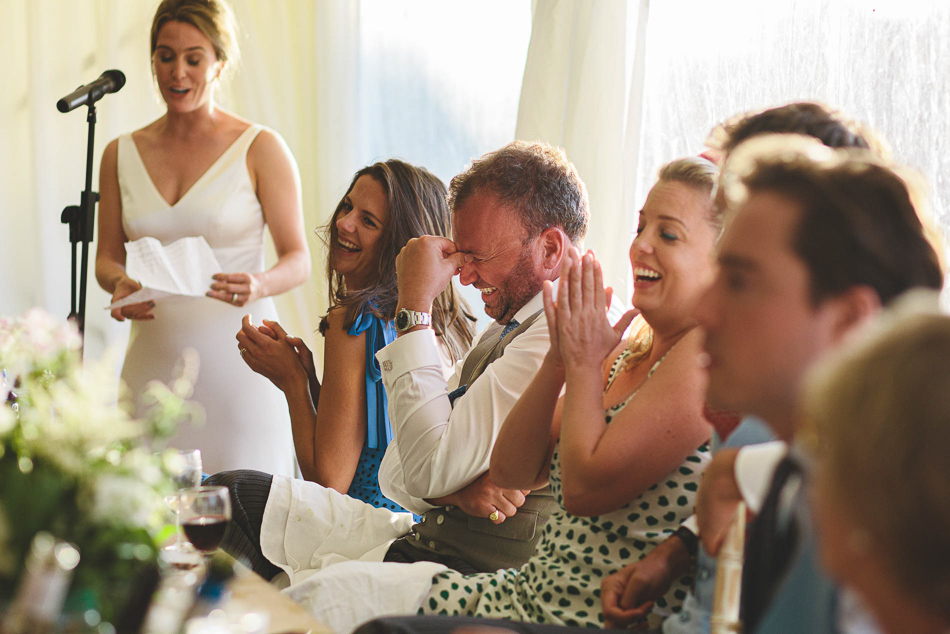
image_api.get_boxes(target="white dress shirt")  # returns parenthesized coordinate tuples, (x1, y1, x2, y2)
(376, 291, 551, 513)
(734, 440, 788, 514)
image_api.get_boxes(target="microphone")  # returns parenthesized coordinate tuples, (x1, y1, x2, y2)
(57, 69, 126, 113)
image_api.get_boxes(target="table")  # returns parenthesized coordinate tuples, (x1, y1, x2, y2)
(144, 556, 332, 634)
(228, 563, 332, 634)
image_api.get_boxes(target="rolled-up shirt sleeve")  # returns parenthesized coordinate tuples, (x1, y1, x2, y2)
(376, 307, 551, 503)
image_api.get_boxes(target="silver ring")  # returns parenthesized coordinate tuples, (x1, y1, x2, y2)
(231, 293, 238, 304)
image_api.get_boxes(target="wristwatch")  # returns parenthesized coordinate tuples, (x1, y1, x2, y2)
(395, 308, 431, 333)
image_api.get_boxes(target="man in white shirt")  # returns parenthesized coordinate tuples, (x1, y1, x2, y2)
(209, 141, 594, 582)
(376, 140, 591, 572)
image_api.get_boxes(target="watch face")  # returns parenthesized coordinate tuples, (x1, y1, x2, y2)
(396, 309, 428, 331)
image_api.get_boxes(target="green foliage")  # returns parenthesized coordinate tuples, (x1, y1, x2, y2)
(0, 309, 202, 623)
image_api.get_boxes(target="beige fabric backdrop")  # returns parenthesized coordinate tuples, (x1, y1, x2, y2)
(515, 0, 649, 301)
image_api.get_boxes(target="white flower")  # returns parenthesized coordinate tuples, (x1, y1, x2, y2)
(87, 474, 160, 528)
(0, 309, 201, 594)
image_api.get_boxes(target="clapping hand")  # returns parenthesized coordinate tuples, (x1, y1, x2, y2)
(235, 315, 308, 393)
(541, 248, 577, 369)
(554, 249, 638, 371)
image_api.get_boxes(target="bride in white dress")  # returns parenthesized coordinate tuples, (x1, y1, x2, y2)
(95, 0, 310, 476)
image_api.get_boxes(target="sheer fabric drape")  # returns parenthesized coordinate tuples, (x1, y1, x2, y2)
(517, 0, 950, 303)
(515, 0, 650, 301)
(634, 0, 950, 293)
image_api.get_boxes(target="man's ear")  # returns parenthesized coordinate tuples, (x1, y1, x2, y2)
(539, 227, 568, 271)
(828, 285, 882, 344)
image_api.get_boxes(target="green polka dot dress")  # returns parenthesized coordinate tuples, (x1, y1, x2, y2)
(423, 347, 711, 628)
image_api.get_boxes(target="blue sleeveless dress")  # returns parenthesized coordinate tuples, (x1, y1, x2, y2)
(344, 307, 407, 513)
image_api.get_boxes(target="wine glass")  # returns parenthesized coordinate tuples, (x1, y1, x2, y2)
(162, 449, 203, 568)
(179, 486, 232, 556)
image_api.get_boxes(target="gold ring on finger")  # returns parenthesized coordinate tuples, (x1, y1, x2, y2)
(489, 510, 499, 522)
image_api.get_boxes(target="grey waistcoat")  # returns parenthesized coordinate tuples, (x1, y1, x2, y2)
(403, 310, 557, 572)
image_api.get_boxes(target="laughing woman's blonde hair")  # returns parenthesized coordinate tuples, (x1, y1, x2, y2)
(803, 291, 950, 626)
(625, 156, 719, 369)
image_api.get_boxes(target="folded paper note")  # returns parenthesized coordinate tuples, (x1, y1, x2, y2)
(108, 236, 220, 310)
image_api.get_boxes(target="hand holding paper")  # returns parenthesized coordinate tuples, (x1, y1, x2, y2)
(109, 276, 154, 321)
(108, 236, 222, 311)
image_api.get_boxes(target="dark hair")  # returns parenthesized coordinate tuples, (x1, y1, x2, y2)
(709, 102, 883, 158)
(729, 138, 943, 306)
(150, 0, 239, 70)
(447, 141, 589, 244)
(321, 160, 475, 362)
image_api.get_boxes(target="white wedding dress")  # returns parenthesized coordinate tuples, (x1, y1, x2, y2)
(116, 124, 296, 476)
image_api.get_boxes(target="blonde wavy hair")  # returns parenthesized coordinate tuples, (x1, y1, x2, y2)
(624, 156, 719, 369)
(803, 292, 950, 621)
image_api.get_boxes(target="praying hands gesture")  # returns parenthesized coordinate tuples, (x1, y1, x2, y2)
(236, 314, 362, 488)
(236, 314, 318, 398)
(546, 248, 637, 371)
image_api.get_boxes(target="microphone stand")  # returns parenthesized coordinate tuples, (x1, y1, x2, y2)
(60, 101, 99, 358)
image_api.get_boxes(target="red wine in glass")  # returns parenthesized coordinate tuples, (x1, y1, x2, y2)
(182, 515, 228, 552)
(178, 486, 231, 555)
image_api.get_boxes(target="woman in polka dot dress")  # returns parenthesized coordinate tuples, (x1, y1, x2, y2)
(422, 157, 721, 628)
(238, 160, 474, 512)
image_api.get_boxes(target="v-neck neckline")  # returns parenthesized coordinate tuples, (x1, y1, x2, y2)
(128, 125, 256, 208)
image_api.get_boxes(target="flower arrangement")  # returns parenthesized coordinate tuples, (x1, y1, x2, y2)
(0, 308, 204, 624)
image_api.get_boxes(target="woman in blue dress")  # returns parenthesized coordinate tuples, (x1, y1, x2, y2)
(236, 160, 475, 511)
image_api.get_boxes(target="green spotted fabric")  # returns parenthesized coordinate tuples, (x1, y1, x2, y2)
(422, 347, 711, 628)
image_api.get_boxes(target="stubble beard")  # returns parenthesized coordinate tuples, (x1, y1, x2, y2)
(486, 246, 544, 324)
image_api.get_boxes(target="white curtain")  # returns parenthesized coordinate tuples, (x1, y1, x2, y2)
(635, 0, 950, 299)
(515, 0, 650, 303)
